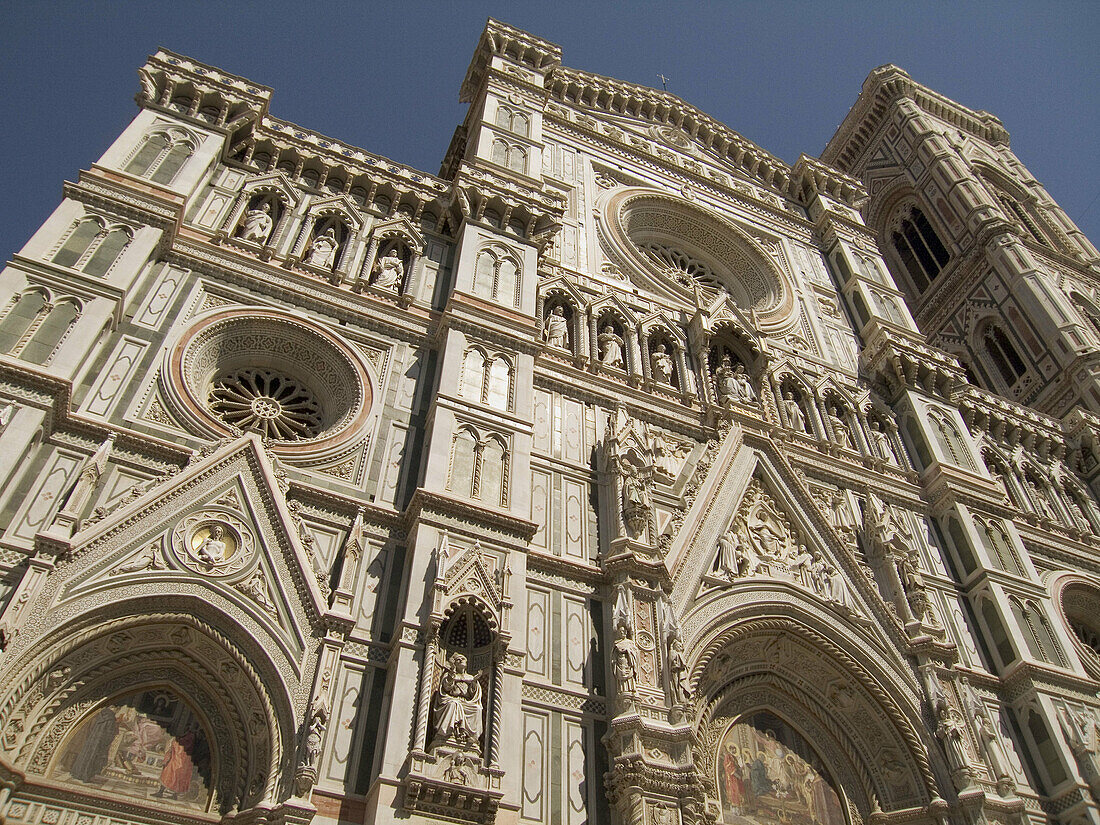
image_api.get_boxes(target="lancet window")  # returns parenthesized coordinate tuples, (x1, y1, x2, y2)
(491, 139, 528, 174)
(460, 348, 514, 411)
(983, 325, 1028, 389)
(890, 206, 950, 292)
(495, 105, 530, 137)
(0, 289, 81, 365)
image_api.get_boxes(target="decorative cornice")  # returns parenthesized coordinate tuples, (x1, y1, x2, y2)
(822, 64, 1010, 174)
(460, 18, 562, 103)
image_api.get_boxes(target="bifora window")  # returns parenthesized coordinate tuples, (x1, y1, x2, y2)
(891, 207, 950, 292)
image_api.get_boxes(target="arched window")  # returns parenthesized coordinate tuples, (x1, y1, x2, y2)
(479, 437, 507, 505)
(1072, 294, 1100, 342)
(981, 598, 1016, 667)
(495, 105, 530, 137)
(927, 408, 972, 469)
(890, 206, 950, 292)
(53, 218, 132, 277)
(447, 426, 509, 507)
(977, 517, 1025, 576)
(998, 193, 1051, 248)
(22, 300, 80, 365)
(449, 428, 479, 498)
(53, 219, 103, 268)
(0, 290, 48, 354)
(460, 351, 512, 411)
(485, 357, 511, 410)
(125, 130, 196, 185)
(491, 139, 527, 174)
(460, 349, 486, 400)
(472, 247, 522, 308)
(984, 325, 1028, 388)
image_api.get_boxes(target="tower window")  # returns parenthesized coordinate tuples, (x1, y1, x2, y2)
(124, 129, 196, 186)
(984, 325, 1027, 387)
(891, 206, 949, 292)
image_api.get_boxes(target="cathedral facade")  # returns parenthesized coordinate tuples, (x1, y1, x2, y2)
(1, 18, 1100, 825)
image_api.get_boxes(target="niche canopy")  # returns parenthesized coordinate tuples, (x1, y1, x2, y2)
(601, 188, 794, 325)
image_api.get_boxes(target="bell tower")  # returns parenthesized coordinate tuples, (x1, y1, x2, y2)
(823, 65, 1100, 417)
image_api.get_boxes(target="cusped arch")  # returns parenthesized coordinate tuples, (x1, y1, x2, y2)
(599, 188, 795, 327)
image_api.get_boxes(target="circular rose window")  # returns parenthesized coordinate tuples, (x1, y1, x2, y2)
(1059, 580, 1100, 679)
(165, 308, 372, 456)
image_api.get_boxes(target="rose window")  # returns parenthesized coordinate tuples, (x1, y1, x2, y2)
(209, 368, 323, 441)
(637, 241, 720, 290)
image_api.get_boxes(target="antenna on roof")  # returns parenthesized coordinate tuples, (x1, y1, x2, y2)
(657, 73, 669, 91)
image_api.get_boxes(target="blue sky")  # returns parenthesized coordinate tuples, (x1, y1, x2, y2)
(1, 1, 1096, 259)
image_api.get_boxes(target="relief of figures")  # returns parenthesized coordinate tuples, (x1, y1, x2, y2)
(52, 689, 212, 810)
(718, 712, 844, 825)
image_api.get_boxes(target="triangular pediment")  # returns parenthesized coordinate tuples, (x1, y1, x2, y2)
(39, 434, 331, 668)
(666, 431, 889, 649)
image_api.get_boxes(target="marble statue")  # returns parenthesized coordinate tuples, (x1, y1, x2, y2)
(435, 653, 484, 748)
(373, 248, 404, 290)
(543, 305, 569, 349)
(240, 202, 274, 243)
(613, 623, 638, 694)
(306, 227, 339, 269)
(650, 343, 674, 385)
(782, 390, 806, 432)
(598, 324, 625, 368)
(827, 408, 853, 449)
(196, 525, 228, 566)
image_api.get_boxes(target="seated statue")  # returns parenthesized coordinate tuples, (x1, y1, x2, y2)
(373, 248, 404, 291)
(434, 653, 484, 749)
(239, 202, 274, 244)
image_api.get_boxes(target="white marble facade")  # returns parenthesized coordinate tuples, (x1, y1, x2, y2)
(0, 18, 1099, 825)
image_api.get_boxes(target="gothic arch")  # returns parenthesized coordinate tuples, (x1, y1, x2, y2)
(687, 611, 939, 817)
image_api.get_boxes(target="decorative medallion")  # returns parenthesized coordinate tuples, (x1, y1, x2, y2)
(171, 511, 255, 576)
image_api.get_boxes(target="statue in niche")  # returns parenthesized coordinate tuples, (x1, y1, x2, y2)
(598, 324, 625, 369)
(373, 247, 404, 291)
(782, 390, 806, 432)
(434, 653, 484, 750)
(612, 623, 638, 695)
(196, 525, 228, 567)
(543, 305, 569, 349)
(960, 679, 1014, 792)
(239, 201, 273, 243)
(667, 636, 692, 705)
(620, 460, 652, 536)
(731, 364, 757, 403)
(305, 226, 339, 270)
(869, 419, 897, 464)
(650, 343, 674, 385)
(715, 354, 756, 404)
(827, 407, 853, 449)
